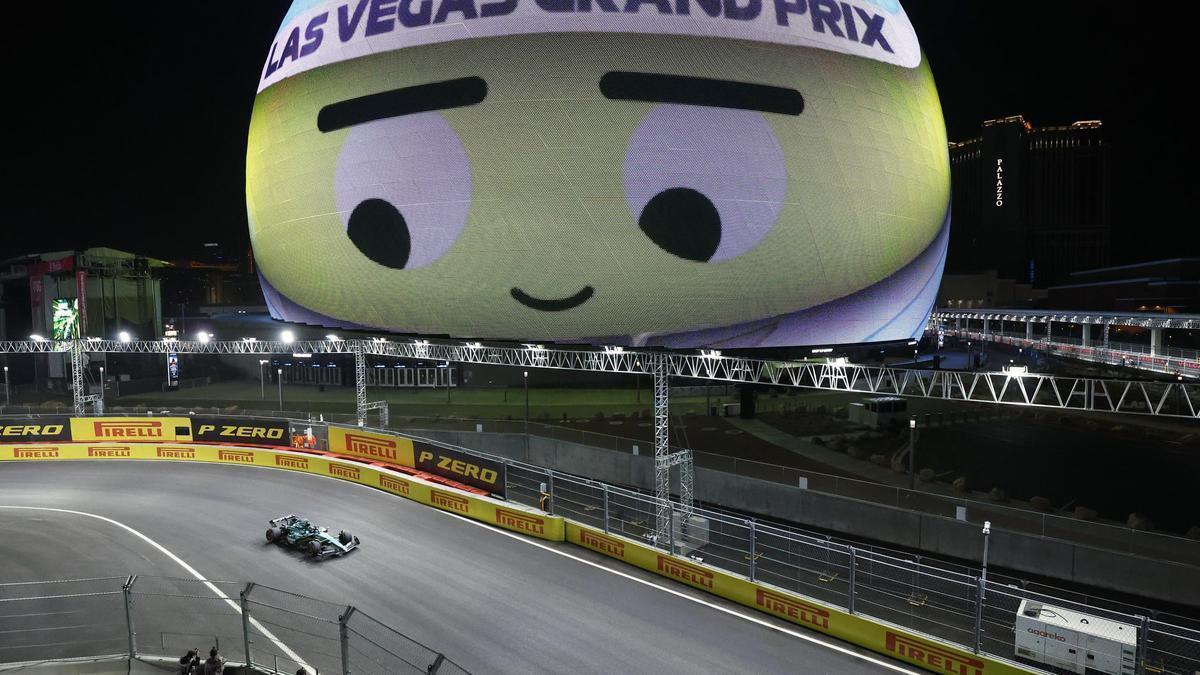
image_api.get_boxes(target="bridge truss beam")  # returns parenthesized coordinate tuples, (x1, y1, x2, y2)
(0, 339, 1194, 419)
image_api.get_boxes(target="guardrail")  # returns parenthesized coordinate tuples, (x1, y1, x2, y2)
(385, 415, 1200, 567)
(0, 575, 469, 675)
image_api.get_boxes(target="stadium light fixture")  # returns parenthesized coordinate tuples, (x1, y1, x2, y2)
(465, 341, 482, 349)
(280, 330, 295, 344)
(197, 332, 211, 344)
(325, 334, 341, 341)
(603, 345, 624, 354)
(118, 331, 132, 343)
(242, 337, 258, 343)
(701, 349, 722, 358)
(29, 334, 46, 341)
(811, 347, 833, 354)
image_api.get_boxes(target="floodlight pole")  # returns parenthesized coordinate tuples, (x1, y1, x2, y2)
(277, 368, 283, 411)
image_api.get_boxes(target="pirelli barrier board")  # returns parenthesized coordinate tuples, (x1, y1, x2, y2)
(413, 441, 505, 495)
(328, 426, 415, 466)
(0, 418, 71, 442)
(69, 417, 193, 442)
(190, 416, 290, 447)
(5, 416, 295, 446)
(567, 523, 1030, 675)
(0, 442, 560, 541)
(328, 425, 506, 497)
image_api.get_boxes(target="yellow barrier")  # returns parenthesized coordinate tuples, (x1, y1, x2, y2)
(328, 425, 416, 466)
(567, 523, 1030, 675)
(68, 417, 193, 443)
(0, 442, 562, 542)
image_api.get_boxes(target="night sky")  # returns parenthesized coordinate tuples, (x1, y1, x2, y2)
(4, 3, 1190, 265)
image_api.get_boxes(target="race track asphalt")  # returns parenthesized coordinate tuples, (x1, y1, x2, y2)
(0, 461, 911, 674)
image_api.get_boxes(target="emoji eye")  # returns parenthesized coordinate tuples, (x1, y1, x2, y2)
(334, 112, 471, 269)
(624, 104, 787, 262)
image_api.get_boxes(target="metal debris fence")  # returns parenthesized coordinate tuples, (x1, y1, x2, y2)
(499, 456, 1200, 675)
(0, 575, 468, 674)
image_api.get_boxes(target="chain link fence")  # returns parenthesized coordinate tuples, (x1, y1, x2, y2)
(0, 576, 468, 674)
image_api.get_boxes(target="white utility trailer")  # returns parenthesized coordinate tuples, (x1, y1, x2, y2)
(1015, 599, 1137, 675)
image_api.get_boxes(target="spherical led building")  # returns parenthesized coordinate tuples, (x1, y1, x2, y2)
(247, 0, 949, 348)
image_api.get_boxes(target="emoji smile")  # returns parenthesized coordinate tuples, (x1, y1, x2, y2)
(511, 286, 595, 312)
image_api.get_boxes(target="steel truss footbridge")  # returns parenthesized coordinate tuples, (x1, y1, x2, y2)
(931, 309, 1200, 378)
(3, 336, 1197, 543)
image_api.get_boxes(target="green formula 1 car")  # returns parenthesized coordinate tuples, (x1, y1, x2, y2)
(265, 514, 359, 558)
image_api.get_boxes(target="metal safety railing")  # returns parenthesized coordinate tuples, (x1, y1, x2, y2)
(384, 415, 1200, 568)
(0, 576, 469, 675)
(491, 460, 1200, 674)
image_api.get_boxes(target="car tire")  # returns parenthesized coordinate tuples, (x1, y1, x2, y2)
(308, 540, 323, 557)
(338, 531, 353, 545)
(266, 527, 283, 543)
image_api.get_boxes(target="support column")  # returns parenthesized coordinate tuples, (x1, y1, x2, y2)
(1025, 322, 1033, 341)
(652, 355, 671, 547)
(71, 339, 85, 416)
(678, 448, 694, 521)
(1104, 323, 1111, 350)
(353, 343, 367, 424)
(1082, 324, 1093, 348)
(983, 318, 990, 336)
(1150, 328, 1164, 357)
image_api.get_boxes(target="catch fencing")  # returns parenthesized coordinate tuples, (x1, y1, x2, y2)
(491, 449, 1200, 675)
(0, 575, 468, 674)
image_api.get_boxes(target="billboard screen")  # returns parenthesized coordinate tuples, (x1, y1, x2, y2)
(247, 2, 950, 348)
(51, 298, 80, 340)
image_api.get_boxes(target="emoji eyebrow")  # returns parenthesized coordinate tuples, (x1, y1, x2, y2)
(599, 71, 803, 116)
(318, 76, 488, 132)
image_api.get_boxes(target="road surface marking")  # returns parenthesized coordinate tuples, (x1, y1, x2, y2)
(247, 463, 924, 674)
(0, 505, 310, 671)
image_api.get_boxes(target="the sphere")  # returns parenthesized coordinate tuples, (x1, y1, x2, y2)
(247, 0, 949, 347)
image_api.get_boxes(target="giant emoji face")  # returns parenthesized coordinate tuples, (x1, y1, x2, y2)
(247, 0, 949, 347)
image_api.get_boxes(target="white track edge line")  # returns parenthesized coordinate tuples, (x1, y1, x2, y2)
(210, 461, 922, 673)
(9, 459, 920, 672)
(0, 505, 310, 670)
